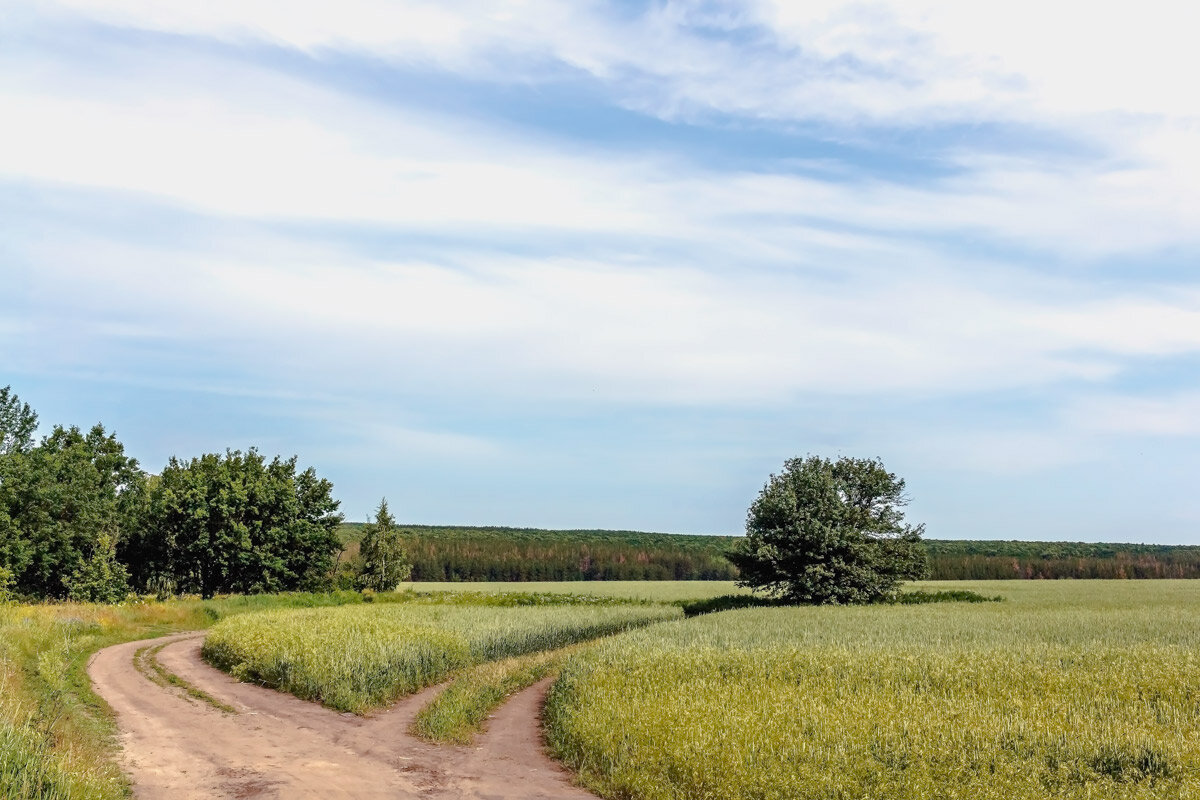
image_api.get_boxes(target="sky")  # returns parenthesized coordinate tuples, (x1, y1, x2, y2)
(3, 1, 1200, 542)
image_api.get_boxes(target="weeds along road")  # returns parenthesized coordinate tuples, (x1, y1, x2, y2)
(88, 633, 595, 800)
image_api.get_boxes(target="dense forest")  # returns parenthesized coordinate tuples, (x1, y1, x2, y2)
(924, 539, 1200, 579)
(337, 524, 740, 581)
(338, 525, 1200, 582)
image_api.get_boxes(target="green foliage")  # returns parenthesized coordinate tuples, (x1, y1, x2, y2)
(356, 499, 411, 590)
(677, 588, 999, 617)
(0, 386, 38, 457)
(0, 566, 13, 603)
(546, 582, 1200, 800)
(728, 455, 927, 604)
(0, 421, 145, 599)
(63, 534, 129, 604)
(201, 601, 681, 713)
(889, 588, 1001, 604)
(126, 449, 343, 598)
(677, 593, 784, 616)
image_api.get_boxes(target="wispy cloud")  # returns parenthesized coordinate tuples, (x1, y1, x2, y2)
(5, 0, 1200, 538)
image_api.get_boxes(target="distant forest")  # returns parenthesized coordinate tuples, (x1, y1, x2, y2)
(339, 525, 1200, 581)
(338, 525, 740, 581)
(924, 539, 1200, 580)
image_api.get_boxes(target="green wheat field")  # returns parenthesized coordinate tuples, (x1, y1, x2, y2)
(4, 581, 1200, 799)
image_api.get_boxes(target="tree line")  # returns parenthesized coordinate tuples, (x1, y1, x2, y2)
(924, 539, 1200, 579)
(5, 384, 1198, 603)
(336, 525, 739, 582)
(0, 387, 347, 601)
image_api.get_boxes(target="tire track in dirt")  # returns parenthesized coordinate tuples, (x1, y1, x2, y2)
(88, 633, 597, 799)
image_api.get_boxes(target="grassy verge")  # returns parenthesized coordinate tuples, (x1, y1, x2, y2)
(411, 641, 591, 745)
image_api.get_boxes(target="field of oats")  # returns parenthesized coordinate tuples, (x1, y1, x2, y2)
(546, 581, 1200, 800)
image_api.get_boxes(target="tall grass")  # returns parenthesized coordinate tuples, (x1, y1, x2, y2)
(202, 602, 680, 712)
(0, 600, 213, 800)
(0, 713, 98, 800)
(411, 641, 590, 744)
(546, 581, 1200, 800)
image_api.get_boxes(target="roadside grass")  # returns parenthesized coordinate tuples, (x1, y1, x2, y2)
(201, 602, 681, 713)
(545, 580, 1200, 800)
(411, 641, 592, 745)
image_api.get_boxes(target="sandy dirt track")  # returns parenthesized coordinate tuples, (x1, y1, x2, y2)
(87, 633, 597, 799)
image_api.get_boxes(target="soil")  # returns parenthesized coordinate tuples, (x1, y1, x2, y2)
(87, 633, 598, 799)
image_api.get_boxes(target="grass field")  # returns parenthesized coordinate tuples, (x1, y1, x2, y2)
(201, 600, 681, 712)
(546, 580, 1200, 800)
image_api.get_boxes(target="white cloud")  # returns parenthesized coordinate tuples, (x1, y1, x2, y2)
(27, 0, 1200, 123)
(19, 0, 1200, 264)
(17, 222, 1200, 408)
(5, 0, 1200, 407)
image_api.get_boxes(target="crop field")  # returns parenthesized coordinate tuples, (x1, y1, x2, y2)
(201, 600, 680, 712)
(544, 580, 1200, 800)
(7, 581, 1200, 800)
(397, 579, 746, 602)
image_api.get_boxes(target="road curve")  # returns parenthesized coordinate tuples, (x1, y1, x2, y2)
(88, 633, 596, 799)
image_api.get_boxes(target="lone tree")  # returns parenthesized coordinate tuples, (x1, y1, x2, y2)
(727, 455, 927, 604)
(357, 498, 411, 590)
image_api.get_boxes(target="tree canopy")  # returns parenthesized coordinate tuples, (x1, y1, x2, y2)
(0, 385, 38, 456)
(125, 449, 344, 598)
(727, 455, 927, 604)
(0, 419, 144, 599)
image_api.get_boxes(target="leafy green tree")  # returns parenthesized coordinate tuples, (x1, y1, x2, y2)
(357, 498, 411, 590)
(0, 423, 145, 598)
(0, 565, 13, 603)
(727, 455, 927, 604)
(129, 449, 343, 598)
(65, 531, 130, 603)
(0, 385, 38, 456)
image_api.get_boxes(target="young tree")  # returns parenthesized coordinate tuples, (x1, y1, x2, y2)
(727, 455, 927, 604)
(129, 449, 343, 598)
(65, 531, 130, 603)
(357, 498, 411, 591)
(0, 385, 38, 456)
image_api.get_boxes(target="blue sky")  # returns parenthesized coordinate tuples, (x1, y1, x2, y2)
(5, 1, 1200, 541)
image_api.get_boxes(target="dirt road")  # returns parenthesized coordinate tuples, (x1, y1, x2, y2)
(87, 633, 597, 799)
